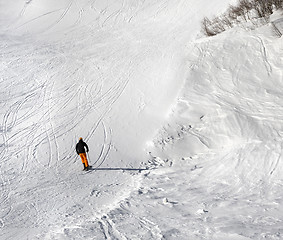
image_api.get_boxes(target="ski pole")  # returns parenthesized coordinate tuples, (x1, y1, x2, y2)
(87, 151, 90, 165)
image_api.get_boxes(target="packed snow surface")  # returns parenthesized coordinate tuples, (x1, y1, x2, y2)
(1, 0, 283, 239)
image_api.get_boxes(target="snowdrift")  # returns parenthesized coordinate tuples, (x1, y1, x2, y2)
(146, 18, 283, 239)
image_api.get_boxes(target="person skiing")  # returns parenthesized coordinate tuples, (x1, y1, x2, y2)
(76, 137, 90, 170)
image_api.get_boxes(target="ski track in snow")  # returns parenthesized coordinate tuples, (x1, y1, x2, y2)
(2, 0, 283, 239)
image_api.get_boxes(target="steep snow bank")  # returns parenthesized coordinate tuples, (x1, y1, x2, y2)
(143, 18, 283, 239)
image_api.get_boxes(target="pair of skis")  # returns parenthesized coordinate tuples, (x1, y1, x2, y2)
(83, 165, 93, 171)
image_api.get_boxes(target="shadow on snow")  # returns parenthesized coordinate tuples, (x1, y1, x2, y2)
(90, 167, 148, 172)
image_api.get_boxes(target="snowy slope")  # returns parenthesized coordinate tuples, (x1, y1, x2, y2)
(144, 22, 283, 239)
(3, 0, 283, 239)
(92, 20, 283, 240)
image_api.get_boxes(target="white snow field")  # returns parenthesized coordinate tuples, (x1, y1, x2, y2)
(1, 0, 283, 239)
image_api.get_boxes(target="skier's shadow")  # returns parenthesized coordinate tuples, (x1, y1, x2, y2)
(92, 167, 148, 172)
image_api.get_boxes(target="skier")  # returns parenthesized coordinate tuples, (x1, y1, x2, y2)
(76, 137, 90, 170)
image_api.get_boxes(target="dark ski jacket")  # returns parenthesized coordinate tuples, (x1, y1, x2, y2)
(76, 140, 89, 155)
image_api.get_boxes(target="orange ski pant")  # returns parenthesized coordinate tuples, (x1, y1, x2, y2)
(79, 153, 89, 167)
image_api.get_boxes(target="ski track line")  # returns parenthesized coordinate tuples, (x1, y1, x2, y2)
(0, 174, 11, 212)
(101, 9, 123, 28)
(95, 132, 112, 169)
(25, 75, 54, 168)
(93, 77, 123, 107)
(14, 106, 47, 171)
(53, 83, 79, 115)
(27, 124, 43, 169)
(15, 10, 63, 31)
(5, 1, 31, 29)
(88, 81, 102, 107)
(154, 0, 170, 18)
(90, 0, 98, 12)
(86, 120, 107, 166)
(269, 142, 283, 176)
(253, 36, 272, 76)
(0, 180, 12, 230)
(29, 51, 66, 136)
(41, 0, 75, 34)
(97, 0, 134, 28)
(0, 91, 29, 162)
(92, 125, 112, 169)
(45, 78, 56, 168)
(72, 0, 84, 27)
(1, 105, 15, 159)
(48, 71, 82, 128)
(2, 62, 71, 170)
(99, 215, 127, 240)
(20, 78, 54, 169)
(9, 94, 38, 170)
(19, 2, 28, 17)
(14, 91, 41, 124)
(0, 218, 4, 228)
